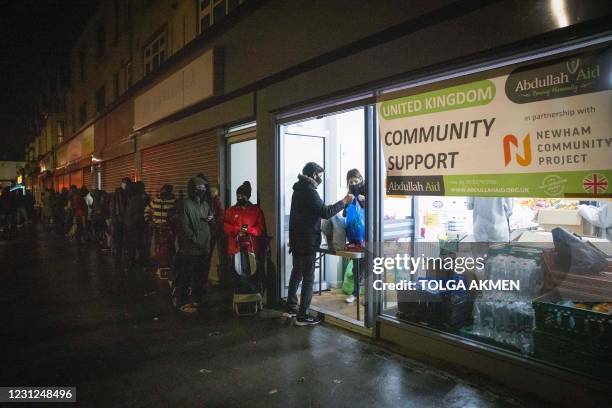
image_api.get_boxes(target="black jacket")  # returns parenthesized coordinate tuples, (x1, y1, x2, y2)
(289, 174, 344, 256)
(110, 188, 129, 222)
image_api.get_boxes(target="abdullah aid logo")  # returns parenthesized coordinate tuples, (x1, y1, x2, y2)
(503, 134, 532, 167)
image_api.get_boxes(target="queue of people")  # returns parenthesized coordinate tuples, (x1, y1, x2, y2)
(3, 160, 365, 323)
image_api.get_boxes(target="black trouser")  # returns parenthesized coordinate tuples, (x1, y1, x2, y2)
(125, 224, 147, 268)
(176, 253, 208, 306)
(287, 253, 317, 318)
(202, 236, 216, 284)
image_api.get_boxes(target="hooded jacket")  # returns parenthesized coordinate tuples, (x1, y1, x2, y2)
(289, 174, 345, 256)
(176, 177, 211, 256)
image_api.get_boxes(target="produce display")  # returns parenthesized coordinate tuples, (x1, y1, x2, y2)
(558, 301, 612, 315)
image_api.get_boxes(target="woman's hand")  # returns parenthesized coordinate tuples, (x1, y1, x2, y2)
(358, 194, 365, 202)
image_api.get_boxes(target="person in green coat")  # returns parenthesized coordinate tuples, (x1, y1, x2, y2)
(175, 176, 212, 313)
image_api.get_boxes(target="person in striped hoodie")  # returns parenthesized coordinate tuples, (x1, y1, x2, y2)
(146, 184, 176, 274)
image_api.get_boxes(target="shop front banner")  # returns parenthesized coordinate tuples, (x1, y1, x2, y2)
(378, 47, 611, 198)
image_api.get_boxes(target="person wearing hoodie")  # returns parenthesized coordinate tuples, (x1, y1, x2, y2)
(174, 176, 212, 313)
(224, 181, 266, 289)
(287, 162, 354, 325)
(224, 181, 266, 255)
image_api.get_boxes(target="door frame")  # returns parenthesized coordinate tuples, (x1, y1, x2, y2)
(278, 129, 327, 297)
(275, 104, 377, 328)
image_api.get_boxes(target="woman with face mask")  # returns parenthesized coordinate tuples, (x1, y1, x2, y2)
(344, 168, 366, 304)
(223, 181, 266, 258)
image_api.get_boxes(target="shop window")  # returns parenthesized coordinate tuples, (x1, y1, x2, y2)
(143, 31, 166, 76)
(376, 42, 612, 381)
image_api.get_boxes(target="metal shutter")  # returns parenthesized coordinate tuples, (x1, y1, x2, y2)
(56, 174, 70, 191)
(83, 167, 93, 190)
(101, 153, 136, 192)
(69, 169, 83, 188)
(141, 131, 218, 198)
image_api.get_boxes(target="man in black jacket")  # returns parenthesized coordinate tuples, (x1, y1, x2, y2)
(287, 162, 353, 325)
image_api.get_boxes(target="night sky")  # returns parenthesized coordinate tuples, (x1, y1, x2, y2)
(0, 0, 97, 161)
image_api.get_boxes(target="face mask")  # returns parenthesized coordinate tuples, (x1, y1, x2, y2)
(120, 183, 127, 190)
(314, 174, 323, 186)
(349, 182, 364, 195)
(237, 198, 248, 206)
(195, 190, 206, 200)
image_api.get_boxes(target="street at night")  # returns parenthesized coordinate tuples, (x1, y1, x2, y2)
(1, 1, 611, 407)
(1, 225, 538, 407)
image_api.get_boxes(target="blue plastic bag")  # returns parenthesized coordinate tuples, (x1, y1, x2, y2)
(345, 198, 365, 246)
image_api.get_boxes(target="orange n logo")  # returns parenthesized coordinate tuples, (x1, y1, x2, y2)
(503, 134, 532, 166)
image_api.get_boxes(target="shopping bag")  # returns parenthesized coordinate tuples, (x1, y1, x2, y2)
(234, 235, 257, 277)
(345, 198, 365, 247)
(342, 260, 354, 295)
(552, 227, 607, 274)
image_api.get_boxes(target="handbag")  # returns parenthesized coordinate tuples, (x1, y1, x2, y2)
(233, 235, 257, 277)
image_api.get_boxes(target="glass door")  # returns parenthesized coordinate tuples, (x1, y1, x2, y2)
(279, 108, 370, 326)
(280, 128, 326, 296)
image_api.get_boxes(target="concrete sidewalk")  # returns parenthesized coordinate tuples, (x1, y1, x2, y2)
(0, 226, 540, 407)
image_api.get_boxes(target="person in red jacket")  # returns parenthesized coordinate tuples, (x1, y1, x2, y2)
(69, 185, 88, 243)
(223, 181, 266, 256)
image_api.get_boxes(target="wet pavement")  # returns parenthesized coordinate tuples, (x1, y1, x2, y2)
(0, 225, 541, 407)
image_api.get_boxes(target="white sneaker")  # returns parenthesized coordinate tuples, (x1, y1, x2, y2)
(345, 295, 356, 303)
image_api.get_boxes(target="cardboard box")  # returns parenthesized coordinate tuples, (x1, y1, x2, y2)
(537, 209, 582, 234)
